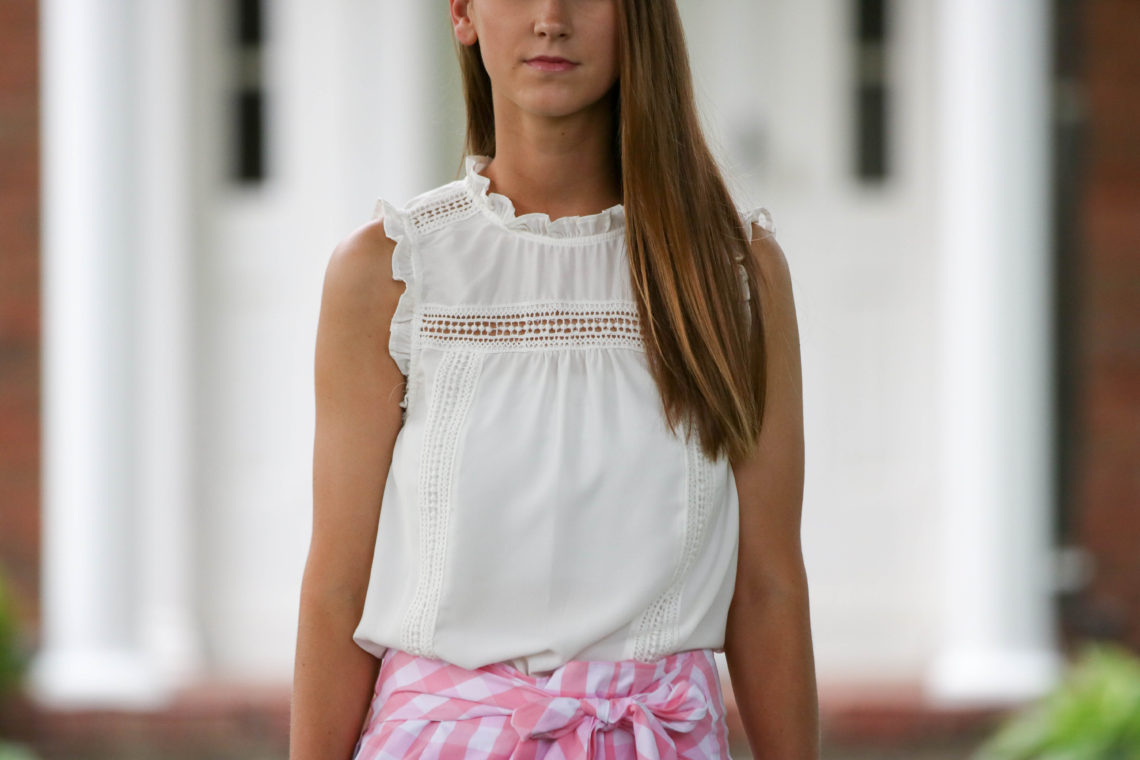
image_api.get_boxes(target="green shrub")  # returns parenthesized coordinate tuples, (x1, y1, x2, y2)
(973, 642, 1140, 760)
(0, 566, 28, 694)
(0, 742, 40, 760)
(0, 568, 39, 759)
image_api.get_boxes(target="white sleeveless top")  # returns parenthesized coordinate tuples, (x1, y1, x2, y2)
(351, 155, 775, 675)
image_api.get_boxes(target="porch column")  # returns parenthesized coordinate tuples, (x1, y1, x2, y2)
(31, 0, 200, 708)
(927, 0, 1064, 704)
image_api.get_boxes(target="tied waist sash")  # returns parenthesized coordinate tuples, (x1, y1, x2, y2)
(354, 647, 731, 760)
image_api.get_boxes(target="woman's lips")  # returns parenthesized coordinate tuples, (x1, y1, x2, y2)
(525, 57, 578, 72)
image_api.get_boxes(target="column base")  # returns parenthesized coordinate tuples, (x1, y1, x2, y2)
(924, 646, 1065, 706)
(25, 646, 172, 710)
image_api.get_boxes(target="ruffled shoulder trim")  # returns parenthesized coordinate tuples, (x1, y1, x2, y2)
(371, 197, 415, 407)
(732, 206, 776, 304)
(738, 206, 776, 240)
(463, 155, 626, 240)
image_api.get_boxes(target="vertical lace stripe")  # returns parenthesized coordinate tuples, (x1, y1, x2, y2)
(400, 350, 484, 657)
(629, 430, 715, 662)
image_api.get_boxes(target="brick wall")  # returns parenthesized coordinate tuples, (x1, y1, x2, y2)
(1063, 0, 1140, 650)
(0, 0, 41, 637)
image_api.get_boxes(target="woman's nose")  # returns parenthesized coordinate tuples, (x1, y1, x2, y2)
(534, 0, 571, 39)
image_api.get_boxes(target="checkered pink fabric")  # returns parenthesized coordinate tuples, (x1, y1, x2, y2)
(352, 647, 732, 759)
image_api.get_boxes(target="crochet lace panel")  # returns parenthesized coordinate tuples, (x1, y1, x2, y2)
(400, 349, 485, 658)
(418, 300, 646, 352)
(629, 429, 716, 662)
(406, 186, 479, 236)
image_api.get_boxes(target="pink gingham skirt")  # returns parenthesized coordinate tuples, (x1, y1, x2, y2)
(351, 647, 733, 759)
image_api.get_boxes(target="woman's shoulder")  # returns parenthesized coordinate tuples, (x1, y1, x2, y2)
(313, 217, 408, 424)
(321, 172, 468, 332)
(322, 213, 405, 334)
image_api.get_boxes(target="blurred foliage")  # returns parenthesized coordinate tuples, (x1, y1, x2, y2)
(0, 567, 39, 759)
(0, 565, 29, 694)
(973, 641, 1140, 760)
(0, 744, 39, 760)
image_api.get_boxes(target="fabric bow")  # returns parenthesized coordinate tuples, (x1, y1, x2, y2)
(507, 679, 711, 760)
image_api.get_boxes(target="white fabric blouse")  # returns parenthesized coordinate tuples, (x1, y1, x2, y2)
(351, 155, 775, 675)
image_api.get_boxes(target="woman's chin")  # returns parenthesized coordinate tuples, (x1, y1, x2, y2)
(513, 93, 613, 122)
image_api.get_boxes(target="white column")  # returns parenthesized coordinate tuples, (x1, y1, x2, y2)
(927, 0, 1063, 704)
(32, 0, 199, 708)
(134, 0, 202, 690)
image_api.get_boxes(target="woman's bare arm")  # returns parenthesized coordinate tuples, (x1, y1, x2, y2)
(725, 227, 820, 759)
(290, 216, 407, 760)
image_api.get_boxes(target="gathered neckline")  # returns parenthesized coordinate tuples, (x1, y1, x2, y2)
(463, 155, 626, 240)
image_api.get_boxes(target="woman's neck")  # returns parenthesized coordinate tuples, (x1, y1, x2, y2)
(481, 94, 622, 220)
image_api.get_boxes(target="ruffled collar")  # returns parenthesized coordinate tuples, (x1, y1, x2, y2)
(463, 155, 626, 240)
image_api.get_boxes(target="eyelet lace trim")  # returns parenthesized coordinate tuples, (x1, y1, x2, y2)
(400, 349, 484, 658)
(407, 185, 479, 236)
(629, 429, 716, 662)
(418, 300, 645, 352)
(463, 155, 626, 240)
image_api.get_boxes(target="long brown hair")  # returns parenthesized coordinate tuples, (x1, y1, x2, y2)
(453, 0, 769, 464)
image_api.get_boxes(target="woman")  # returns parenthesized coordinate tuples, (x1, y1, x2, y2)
(291, 0, 817, 757)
